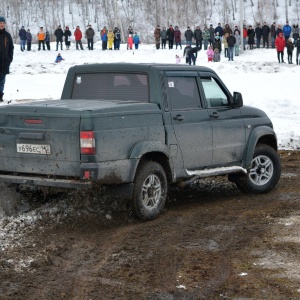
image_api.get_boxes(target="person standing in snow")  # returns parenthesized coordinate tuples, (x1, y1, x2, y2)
(283, 21, 292, 45)
(26, 29, 32, 51)
(133, 32, 140, 49)
(202, 25, 210, 50)
(261, 22, 270, 48)
(227, 32, 236, 61)
(275, 32, 286, 63)
(174, 26, 182, 49)
(270, 22, 277, 48)
(37, 27, 46, 51)
(286, 38, 294, 64)
(0, 16, 14, 102)
(64, 26, 72, 50)
(160, 26, 167, 49)
(127, 34, 133, 50)
(247, 25, 255, 50)
(74, 26, 84, 50)
(54, 25, 64, 51)
(19, 26, 26, 51)
(255, 24, 262, 48)
(166, 25, 175, 49)
(85, 24, 95, 50)
(292, 24, 299, 46)
(184, 26, 193, 46)
(154, 25, 161, 50)
(100, 26, 107, 50)
(194, 26, 203, 49)
(114, 28, 121, 50)
(206, 45, 214, 62)
(45, 30, 51, 50)
(107, 28, 114, 50)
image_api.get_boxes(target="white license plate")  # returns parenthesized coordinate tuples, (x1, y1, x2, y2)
(17, 143, 51, 155)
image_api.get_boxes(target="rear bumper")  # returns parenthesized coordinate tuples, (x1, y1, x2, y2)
(0, 174, 134, 199)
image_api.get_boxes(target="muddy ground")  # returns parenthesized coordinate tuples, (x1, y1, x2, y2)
(0, 150, 299, 300)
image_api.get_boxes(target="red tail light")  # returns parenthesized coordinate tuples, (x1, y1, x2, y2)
(80, 131, 96, 154)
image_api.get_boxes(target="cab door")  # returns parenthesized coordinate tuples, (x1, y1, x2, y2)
(165, 72, 213, 170)
(199, 74, 246, 166)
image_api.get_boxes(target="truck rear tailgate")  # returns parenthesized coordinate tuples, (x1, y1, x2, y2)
(0, 101, 82, 177)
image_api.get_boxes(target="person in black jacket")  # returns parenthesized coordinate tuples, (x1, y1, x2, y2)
(55, 25, 64, 51)
(227, 33, 236, 61)
(247, 25, 255, 50)
(0, 16, 14, 102)
(166, 25, 175, 49)
(193, 26, 203, 49)
(261, 22, 270, 48)
(255, 24, 262, 48)
(64, 26, 72, 50)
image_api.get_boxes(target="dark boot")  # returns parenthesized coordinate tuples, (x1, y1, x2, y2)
(0, 93, 3, 102)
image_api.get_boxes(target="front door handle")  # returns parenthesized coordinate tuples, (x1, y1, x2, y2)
(210, 111, 219, 118)
(173, 115, 184, 121)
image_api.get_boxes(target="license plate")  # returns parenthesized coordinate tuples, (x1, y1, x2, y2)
(17, 143, 51, 155)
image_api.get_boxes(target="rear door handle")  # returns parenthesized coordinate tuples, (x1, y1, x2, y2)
(173, 115, 184, 121)
(209, 111, 219, 118)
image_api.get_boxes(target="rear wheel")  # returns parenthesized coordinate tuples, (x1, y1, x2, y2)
(132, 161, 167, 220)
(234, 145, 281, 194)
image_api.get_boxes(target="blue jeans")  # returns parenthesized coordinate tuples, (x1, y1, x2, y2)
(20, 39, 26, 50)
(0, 73, 6, 94)
(228, 47, 234, 60)
(271, 35, 276, 48)
(256, 38, 261, 48)
(186, 40, 192, 46)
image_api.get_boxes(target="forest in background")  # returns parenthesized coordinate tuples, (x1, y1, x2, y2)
(1, 0, 300, 43)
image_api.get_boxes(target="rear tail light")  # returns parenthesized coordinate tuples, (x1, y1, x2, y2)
(80, 131, 96, 154)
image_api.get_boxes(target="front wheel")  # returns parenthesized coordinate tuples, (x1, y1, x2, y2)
(234, 145, 281, 194)
(132, 161, 167, 220)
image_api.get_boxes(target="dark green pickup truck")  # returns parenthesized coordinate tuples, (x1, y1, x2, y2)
(0, 63, 281, 219)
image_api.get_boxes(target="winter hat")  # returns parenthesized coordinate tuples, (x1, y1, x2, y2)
(0, 16, 5, 23)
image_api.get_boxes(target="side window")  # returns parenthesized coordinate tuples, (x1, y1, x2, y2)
(167, 76, 201, 110)
(201, 77, 229, 108)
(72, 73, 149, 102)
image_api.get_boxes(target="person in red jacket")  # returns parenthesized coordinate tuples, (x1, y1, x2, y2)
(74, 26, 84, 50)
(275, 32, 286, 63)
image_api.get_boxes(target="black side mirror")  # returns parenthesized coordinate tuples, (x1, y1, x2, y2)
(233, 92, 243, 107)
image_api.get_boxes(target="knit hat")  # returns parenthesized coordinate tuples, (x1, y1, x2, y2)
(0, 16, 6, 23)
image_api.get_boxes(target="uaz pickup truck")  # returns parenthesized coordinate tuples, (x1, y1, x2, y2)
(0, 63, 281, 220)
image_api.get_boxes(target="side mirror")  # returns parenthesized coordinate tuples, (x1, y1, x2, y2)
(233, 92, 243, 107)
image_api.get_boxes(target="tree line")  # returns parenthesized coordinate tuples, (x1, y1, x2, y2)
(0, 0, 299, 43)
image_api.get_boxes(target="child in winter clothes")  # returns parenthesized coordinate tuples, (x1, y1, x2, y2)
(175, 54, 181, 64)
(133, 33, 140, 49)
(107, 29, 114, 50)
(207, 46, 214, 61)
(213, 48, 221, 62)
(275, 32, 286, 63)
(55, 53, 64, 63)
(286, 38, 294, 64)
(127, 34, 133, 50)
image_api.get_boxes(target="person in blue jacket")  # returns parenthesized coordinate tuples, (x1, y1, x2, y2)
(214, 23, 224, 39)
(133, 32, 140, 49)
(19, 26, 27, 51)
(283, 21, 292, 45)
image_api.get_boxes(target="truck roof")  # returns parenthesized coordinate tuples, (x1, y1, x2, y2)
(69, 63, 216, 74)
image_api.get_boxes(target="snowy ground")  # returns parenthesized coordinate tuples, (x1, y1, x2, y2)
(3, 41, 300, 150)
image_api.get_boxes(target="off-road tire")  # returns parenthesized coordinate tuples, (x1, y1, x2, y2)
(132, 161, 167, 220)
(234, 144, 281, 194)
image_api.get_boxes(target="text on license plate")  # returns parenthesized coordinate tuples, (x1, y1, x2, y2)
(17, 144, 51, 155)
